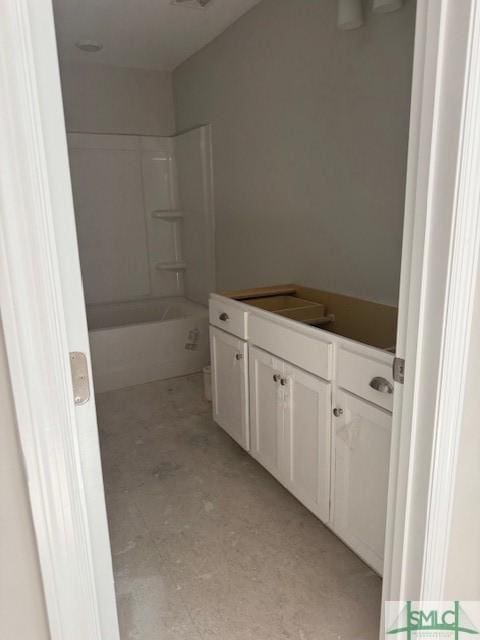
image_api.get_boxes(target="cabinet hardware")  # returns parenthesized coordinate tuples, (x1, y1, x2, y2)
(333, 407, 344, 417)
(273, 374, 281, 382)
(235, 353, 243, 361)
(219, 312, 229, 322)
(280, 378, 287, 386)
(369, 376, 393, 394)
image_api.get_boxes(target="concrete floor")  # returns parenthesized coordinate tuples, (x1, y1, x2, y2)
(96, 373, 381, 640)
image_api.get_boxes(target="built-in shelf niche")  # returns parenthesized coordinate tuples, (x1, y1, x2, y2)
(155, 261, 187, 272)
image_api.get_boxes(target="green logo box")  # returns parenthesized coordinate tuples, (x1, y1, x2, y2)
(385, 601, 480, 639)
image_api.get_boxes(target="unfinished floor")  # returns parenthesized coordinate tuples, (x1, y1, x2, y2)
(96, 373, 381, 640)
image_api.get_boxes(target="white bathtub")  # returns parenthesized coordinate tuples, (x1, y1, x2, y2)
(88, 297, 209, 393)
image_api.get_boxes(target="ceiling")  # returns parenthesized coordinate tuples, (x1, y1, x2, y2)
(53, 0, 262, 72)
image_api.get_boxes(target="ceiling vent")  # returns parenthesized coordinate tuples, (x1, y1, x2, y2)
(171, 0, 213, 9)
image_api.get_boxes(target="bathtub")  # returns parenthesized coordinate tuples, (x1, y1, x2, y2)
(87, 297, 209, 393)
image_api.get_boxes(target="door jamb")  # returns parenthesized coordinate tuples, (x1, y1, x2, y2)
(0, 1, 109, 638)
(382, 0, 480, 617)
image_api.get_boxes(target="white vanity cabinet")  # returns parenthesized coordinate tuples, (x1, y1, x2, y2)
(210, 327, 249, 450)
(209, 288, 396, 574)
(331, 389, 392, 574)
(249, 345, 331, 524)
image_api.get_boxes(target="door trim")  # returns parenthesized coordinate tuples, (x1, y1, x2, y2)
(383, 0, 480, 613)
(0, 1, 111, 638)
(420, 0, 480, 598)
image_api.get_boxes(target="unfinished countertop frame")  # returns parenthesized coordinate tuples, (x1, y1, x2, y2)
(216, 283, 398, 353)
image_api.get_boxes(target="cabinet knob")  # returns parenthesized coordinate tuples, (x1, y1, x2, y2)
(280, 378, 287, 386)
(333, 408, 344, 417)
(235, 353, 243, 361)
(219, 312, 229, 322)
(273, 374, 281, 383)
(369, 376, 393, 394)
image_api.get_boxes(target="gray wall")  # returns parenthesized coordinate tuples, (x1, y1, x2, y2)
(173, 0, 416, 304)
(61, 61, 175, 135)
(0, 320, 50, 640)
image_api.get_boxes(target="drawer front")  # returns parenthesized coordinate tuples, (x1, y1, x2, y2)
(209, 298, 248, 339)
(337, 347, 394, 411)
(249, 314, 332, 380)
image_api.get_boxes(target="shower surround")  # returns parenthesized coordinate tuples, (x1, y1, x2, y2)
(68, 125, 215, 392)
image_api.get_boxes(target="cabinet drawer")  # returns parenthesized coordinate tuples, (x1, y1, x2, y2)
(249, 314, 332, 380)
(209, 297, 248, 339)
(337, 347, 394, 411)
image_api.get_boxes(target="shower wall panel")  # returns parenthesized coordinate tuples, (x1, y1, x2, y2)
(68, 129, 215, 306)
(68, 133, 183, 304)
(176, 125, 216, 305)
(68, 134, 151, 304)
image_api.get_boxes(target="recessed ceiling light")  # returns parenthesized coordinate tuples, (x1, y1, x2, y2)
(75, 40, 103, 53)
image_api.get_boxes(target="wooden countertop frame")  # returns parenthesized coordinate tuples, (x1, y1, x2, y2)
(220, 283, 398, 350)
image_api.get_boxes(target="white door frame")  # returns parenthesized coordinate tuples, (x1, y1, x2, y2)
(382, 0, 480, 611)
(1, 1, 479, 639)
(0, 0, 119, 639)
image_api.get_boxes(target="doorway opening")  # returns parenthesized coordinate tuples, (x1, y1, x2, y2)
(52, 1, 417, 637)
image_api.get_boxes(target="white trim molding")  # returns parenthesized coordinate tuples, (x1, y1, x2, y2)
(0, 1, 105, 638)
(381, 0, 443, 606)
(383, 0, 480, 618)
(421, 0, 480, 598)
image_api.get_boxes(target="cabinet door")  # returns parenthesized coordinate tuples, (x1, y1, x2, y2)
(332, 390, 391, 574)
(210, 327, 249, 450)
(249, 346, 284, 479)
(284, 363, 331, 524)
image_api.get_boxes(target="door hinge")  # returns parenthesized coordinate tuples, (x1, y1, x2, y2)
(393, 357, 405, 384)
(69, 352, 91, 405)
